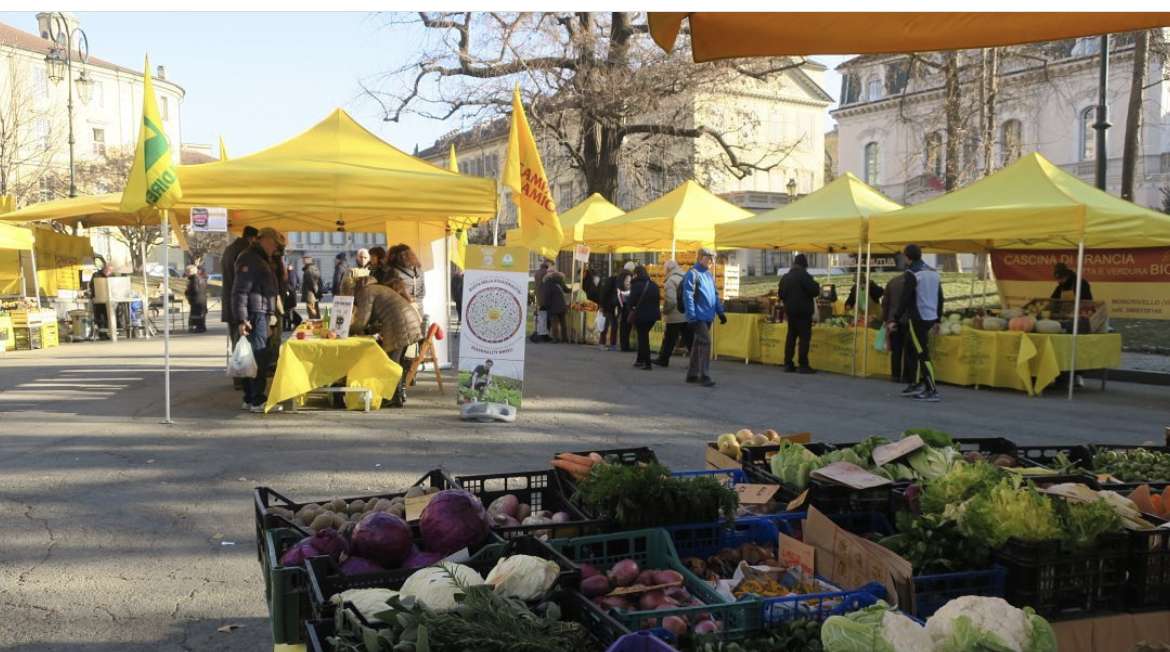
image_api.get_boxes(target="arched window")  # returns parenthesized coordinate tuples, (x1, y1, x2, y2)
(1079, 107, 1096, 161)
(866, 76, 882, 101)
(925, 131, 944, 177)
(1000, 119, 1022, 164)
(863, 142, 880, 185)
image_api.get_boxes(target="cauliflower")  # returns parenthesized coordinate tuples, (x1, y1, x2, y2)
(399, 562, 485, 612)
(821, 601, 930, 652)
(331, 588, 397, 623)
(926, 596, 1056, 652)
(881, 610, 934, 651)
(485, 554, 560, 601)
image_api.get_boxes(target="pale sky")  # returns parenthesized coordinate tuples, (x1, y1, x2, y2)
(0, 11, 846, 156)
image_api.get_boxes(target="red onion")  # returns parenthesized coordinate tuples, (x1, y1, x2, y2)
(652, 570, 684, 585)
(579, 562, 600, 579)
(597, 595, 629, 611)
(608, 559, 640, 587)
(636, 570, 657, 586)
(693, 620, 720, 635)
(661, 615, 688, 638)
(638, 589, 666, 611)
(581, 574, 611, 597)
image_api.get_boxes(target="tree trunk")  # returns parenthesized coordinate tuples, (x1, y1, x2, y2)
(938, 50, 962, 272)
(1121, 30, 1149, 201)
(981, 48, 999, 175)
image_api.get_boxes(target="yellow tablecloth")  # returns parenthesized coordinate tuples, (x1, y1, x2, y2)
(696, 313, 1122, 396)
(265, 337, 403, 412)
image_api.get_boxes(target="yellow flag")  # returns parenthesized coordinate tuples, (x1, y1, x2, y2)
(447, 144, 468, 269)
(218, 136, 229, 160)
(120, 56, 182, 211)
(502, 85, 562, 259)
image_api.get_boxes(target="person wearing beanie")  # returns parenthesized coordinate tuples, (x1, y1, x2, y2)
(778, 253, 820, 373)
(893, 243, 944, 402)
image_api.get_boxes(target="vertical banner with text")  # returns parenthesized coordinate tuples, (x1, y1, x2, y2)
(458, 245, 529, 412)
(991, 247, 1170, 320)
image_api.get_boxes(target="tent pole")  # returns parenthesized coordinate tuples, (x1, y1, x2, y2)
(851, 243, 863, 377)
(17, 251, 26, 300)
(863, 243, 873, 378)
(162, 209, 173, 424)
(967, 256, 977, 310)
(570, 255, 577, 343)
(141, 237, 150, 339)
(1067, 239, 1086, 400)
(28, 247, 41, 307)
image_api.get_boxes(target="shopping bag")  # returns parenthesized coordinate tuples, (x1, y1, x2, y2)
(594, 313, 607, 335)
(535, 310, 549, 336)
(874, 324, 889, 353)
(227, 337, 258, 378)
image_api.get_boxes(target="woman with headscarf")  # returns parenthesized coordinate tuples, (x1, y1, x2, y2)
(184, 264, 207, 333)
(626, 265, 661, 370)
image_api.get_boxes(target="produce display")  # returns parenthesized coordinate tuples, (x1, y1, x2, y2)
(938, 313, 965, 336)
(262, 434, 1170, 652)
(326, 560, 595, 652)
(575, 462, 738, 529)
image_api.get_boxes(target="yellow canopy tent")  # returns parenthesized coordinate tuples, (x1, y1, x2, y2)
(648, 12, 1170, 61)
(0, 225, 91, 297)
(714, 173, 902, 252)
(582, 181, 752, 253)
(505, 193, 627, 252)
(0, 222, 35, 296)
(867, 153, 1170, 250)
(0, 221, 34, 251)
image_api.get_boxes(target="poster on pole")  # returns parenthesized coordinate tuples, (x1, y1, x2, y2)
(329, 295, 354, 338)
(574, 244, 591, 263)
(458, 245, 529, 416)
(990, 247, 1170, 320)
(188, 207, 228, 232)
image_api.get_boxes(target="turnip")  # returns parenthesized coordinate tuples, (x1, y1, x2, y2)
(693, 619, 720, 635)
(487, 494, 519, 518)
(608, 559, 640, 587)
(551, 511, 572, 523)
(516, 503, 532, 520)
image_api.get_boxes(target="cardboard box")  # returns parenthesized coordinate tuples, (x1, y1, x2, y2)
(1052, 611, 1170, 652)
(803, 507, 914, 611)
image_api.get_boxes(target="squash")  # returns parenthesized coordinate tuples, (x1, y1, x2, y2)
(1034, 319, 1063, 334)
(1009, 316, 1036, 332)
(1001, 308, 1024, 320)
(980, 317, 1006, 331)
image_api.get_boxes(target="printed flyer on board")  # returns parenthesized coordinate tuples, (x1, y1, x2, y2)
(457, 245, 529, 412)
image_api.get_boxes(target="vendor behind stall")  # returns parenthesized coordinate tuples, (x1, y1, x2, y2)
(1050, 262, 1092, 317)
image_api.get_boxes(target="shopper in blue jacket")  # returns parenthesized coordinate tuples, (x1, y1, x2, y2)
(681, 247, 727, 387)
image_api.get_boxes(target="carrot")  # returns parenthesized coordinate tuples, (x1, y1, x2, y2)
(556, 452, 596, 467)
(552, 459, 592, 480)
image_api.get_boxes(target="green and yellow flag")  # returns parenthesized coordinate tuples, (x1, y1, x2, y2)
(447, 144, 469, 269)
(120, 56, 182, 212)
(218, 136, 229, 161)
(502, 85, 562, 259)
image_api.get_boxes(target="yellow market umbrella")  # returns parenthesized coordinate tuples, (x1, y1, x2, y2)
(505, 193, 626, 252)
(649, 12, 1170, 61)
(714, 173, 902, 252)
(582, 181, 752, 253)
(867, 153, 1170, 251)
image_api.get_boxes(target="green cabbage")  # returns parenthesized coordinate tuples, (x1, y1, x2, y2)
(821, 602, 896, 652)
(921, 461, 1003, 516)
(958, 477, 1062, 548)
(906, 446, 959, 482)
(769, 440, 825, 490)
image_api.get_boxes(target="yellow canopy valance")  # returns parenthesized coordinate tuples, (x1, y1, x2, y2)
(0, 221, 34, 251)
(505, 193, 627, 253)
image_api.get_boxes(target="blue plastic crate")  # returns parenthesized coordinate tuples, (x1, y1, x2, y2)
(665, 516, 780, 560)
(605, 631, 675, 652)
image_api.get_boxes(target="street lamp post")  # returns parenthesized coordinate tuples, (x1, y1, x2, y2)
(44, 12, 91, 198)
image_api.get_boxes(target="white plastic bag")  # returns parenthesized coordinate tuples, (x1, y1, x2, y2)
(535, 310, 549, 336)
(227, 336, 258, 378)
(594, 313, 607, 335)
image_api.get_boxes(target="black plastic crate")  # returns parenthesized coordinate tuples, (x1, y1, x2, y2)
(1014, 444, 1091, 468)
(1126, 515, 1170, 610)
(252, 469, 460, 563)
(304, 619, 329, 652)
(741, 461, 895, 519)
(306, 536, 580, 622)
(994, 532, 1129, 620)
(458, 469, 608, 540)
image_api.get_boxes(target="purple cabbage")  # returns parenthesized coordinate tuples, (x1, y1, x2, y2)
(339, 556, 385, 576)
(279, 528, 349, 567)
(351, 512, 413, 568)
(401, 546, 444, 569)
(419, 489, 491, 556)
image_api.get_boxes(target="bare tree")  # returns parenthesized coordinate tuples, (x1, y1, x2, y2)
(185, 231, 229, 269)
(367, 12, 807, 203)
(0, 52, 66, 207)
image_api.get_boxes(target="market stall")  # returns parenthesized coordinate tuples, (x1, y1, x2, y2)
(255, 431, 1170, 651)
(265, 334, 403, 412)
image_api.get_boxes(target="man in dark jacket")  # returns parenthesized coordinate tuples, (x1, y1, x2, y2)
(234, 227, 285, 412)
(894, 244, 945, 402)
(221, 226, 258, 328)
(778, 253, 820, 373)
(882, 270, 913, 385)
(301, 257, 322, 319)
(331, 252, 349, 296)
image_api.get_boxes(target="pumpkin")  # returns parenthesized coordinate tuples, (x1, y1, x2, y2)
(980, 317, 1006, 331)
(1009, 316, 1036, 332)
(1035, 319, 1063, 334)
